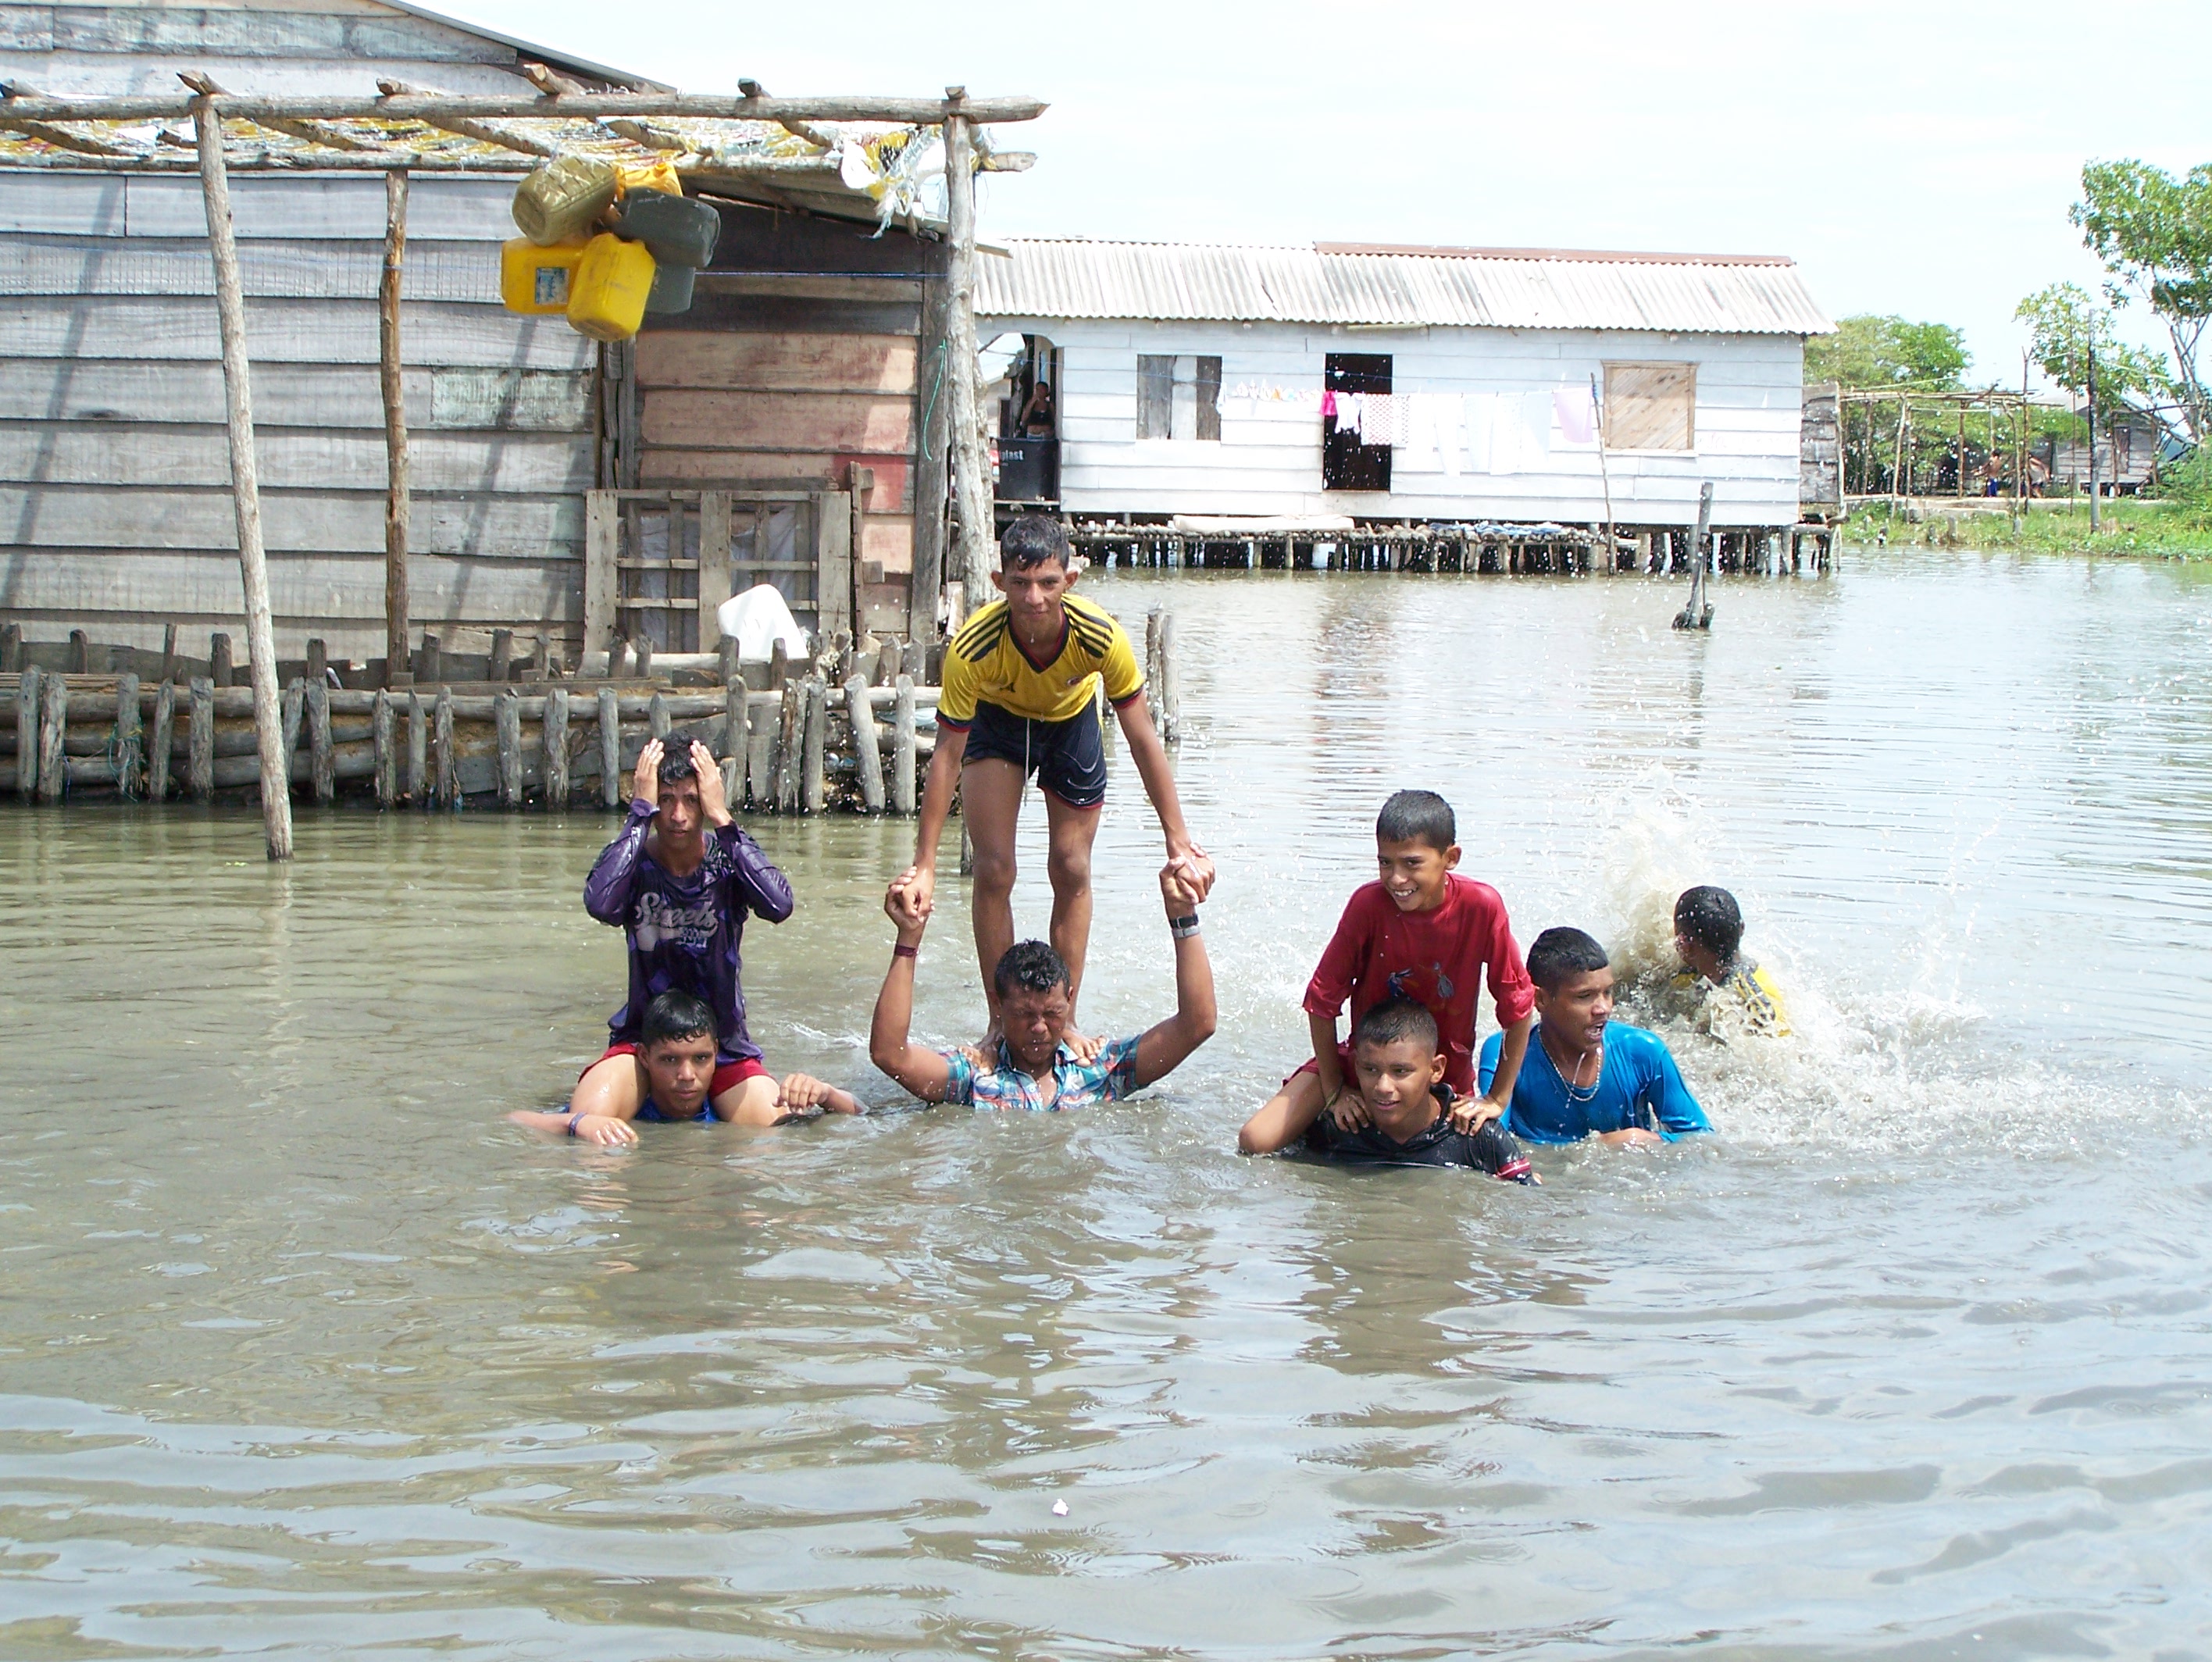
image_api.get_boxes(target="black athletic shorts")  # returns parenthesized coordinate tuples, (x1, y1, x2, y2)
(956, 698, 1108, 809)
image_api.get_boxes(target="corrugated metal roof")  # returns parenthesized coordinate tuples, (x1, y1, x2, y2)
(977, 240, 1833, 336)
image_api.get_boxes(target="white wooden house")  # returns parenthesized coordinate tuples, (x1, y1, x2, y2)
(976, 240, 1834, 535)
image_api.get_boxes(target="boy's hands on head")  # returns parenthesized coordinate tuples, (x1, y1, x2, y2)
(690, 740, 733, 827)
(632, 737, 663, 808)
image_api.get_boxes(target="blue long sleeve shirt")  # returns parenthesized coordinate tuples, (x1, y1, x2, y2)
(583, 801, 794, 1061)
(1479, 1021, 1709, 1144)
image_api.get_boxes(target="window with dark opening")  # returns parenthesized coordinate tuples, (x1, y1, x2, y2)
(1324, 352, 1392, 490)
(1136, 354, 1222, 440)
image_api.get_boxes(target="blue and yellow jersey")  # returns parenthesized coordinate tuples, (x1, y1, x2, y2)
(939, 594, 1145, 726)
(1670, 956, 1791, 1038)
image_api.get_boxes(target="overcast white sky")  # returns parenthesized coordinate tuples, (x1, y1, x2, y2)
(452, 0, 2211, 389)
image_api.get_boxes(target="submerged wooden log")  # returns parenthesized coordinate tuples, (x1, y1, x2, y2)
(405, 690, 426, 804)
(373, 689, 396, 807)
(280, 679, 305, 794)
(186, 678, 214, 800)
(891, 673, 917, 815)
(147, 679, 175, 801)
(14, 665, 38, 799)
(544, 687, 570, 808)
(37, 672, 66, 801)
(597, 687, 620, 808)
(433, 687, 457, 807)
(114, 672, 141, 800)
(1156, 611, 1181, 743)
(845, 673, 883, 813)
(494, 690, 522, 808)
(308, 681, 334, 804)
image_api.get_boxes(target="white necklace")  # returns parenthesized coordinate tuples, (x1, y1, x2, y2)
(1537, 1023, 1602, 1104)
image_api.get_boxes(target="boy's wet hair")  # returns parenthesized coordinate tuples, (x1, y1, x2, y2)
(1375, 789, 1455, 853)
(1353, 997, 1440, 1054)
(1527, 927, 1609, 992)
(641, 990, 716, 1049)
(1675, 886, 1745, 961)
(994, 939, 1072, 1000)
(656, 731, 701, 786)
(1000, 512, 1072, 571)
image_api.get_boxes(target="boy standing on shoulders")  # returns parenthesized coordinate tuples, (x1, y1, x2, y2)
(890, 514, 1214, 1042)
(871, 862, 1216, 1111)
(573, 734, 795, 1127)
(1255, 790, 1534, 1139)
(512, 991, 858, 1144)
(1487, 927, 1709, 1145)
(1239, 999, 1536, 1181)
(1669, 885, 1791, 1037)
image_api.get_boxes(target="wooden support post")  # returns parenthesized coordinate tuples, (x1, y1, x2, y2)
(698, 490, 731, 658)
(900, 640, 925, 681)
(113, 672, 142, 798)
(1156, 611, 1180, 743)
(194, 91, 291, 859)
(280, 677, 305, 790)
(380, 168, 412, 683)
(158, 622, 177, 685)
(490, 628, 513, 683)
(648, 690, 669, 740)
(721, 676, 747, 766)
(583, 490, 618, 658)
(1673, 481, 1715, 631)
(596, 687, 621, 806)
(847, 673, 884, 812)
(912, 276, 951, 641)
(769, 638, 790, 692)
(433, 687, 456, 806)
(773, 681, 803, 812)
(605, 636, 627, 679)
(942, 100, 993, 618)
(306, 637, 327, 687)
(891, 673, 917, 815)
(148, 679, 174, 801)
(717, 635, 740, 690)
(405, 689, 426, 803)
(68, 628, 90, 674)
(209, 631, 234, 688)
(494, 689, 521, 808)
(633, 633, 653, 683)
(746, 691, 774, 807)
(419, 629, 441, 686)
(0, 621, 19, 672)
(187, 676, 215, 801)
(801, 678, 827, 814)
(36, 672, 66, 801)
(373, 688, 396, 806)
(308, 679, 334, 804)
(13, 665, 38, 799)
(875, 637, 901, 686)
(544, 686, 570, 808)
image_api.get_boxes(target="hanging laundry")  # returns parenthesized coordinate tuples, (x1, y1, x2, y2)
(1433, 394, 1465, 476)
(1336, 392, 1366, 439)
(1400, 395, 1437, 471)
(1320, 389, 1337, 420)
(1462, 392, 1497, 474)
(1553, 384, 1597, 446)
(1521, 391, 1554, 462)
(1364, 393, 1407, 448)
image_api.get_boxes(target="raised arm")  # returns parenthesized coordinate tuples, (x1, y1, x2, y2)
(583, 738, 666, 924)
(1129, 863, 1218, 1089)
(686, 738, 792, 922)
(867, 882, 955, 1102)
(1114, 693, 1214, 901)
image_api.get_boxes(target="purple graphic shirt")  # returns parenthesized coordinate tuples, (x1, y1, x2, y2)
(583, 800, 794, 1062)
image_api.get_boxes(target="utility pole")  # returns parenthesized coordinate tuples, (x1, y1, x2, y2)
(2086, 330, 2100, 533)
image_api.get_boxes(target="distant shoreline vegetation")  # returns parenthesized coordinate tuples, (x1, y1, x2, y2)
(1841, 490, 2212, 558)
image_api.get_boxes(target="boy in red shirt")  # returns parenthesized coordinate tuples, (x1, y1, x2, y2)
(1254, 790, 1534, 1138)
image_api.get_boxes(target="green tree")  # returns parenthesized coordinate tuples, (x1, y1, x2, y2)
(2072, 159, 2212, 442)
(1805, 314, 1969, 390)
(2016, 282, 2171, 418)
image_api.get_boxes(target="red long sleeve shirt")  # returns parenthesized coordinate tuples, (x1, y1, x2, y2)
(1303, 874, 1535, 1096)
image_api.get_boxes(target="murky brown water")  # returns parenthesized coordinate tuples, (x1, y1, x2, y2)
(5, 552, 2212, 1657)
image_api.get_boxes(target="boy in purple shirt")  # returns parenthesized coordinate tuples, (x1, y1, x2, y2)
(575, 733, 795, 1126)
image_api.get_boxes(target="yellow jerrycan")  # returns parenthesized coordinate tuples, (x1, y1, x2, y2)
(565, 233, 658, 342)
(499, 237, 588, 315)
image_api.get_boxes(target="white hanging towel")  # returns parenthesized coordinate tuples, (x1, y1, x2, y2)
(1520, 391, 1554, 462)
(1334, 391, 1365, 438)
(1430, 393, 1465, 476)
(1400, 394, 1437, 470)
(1553, 384, 1597, 446)
(1462, 392, 1497, 474)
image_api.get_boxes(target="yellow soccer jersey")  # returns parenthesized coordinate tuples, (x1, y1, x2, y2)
(1668, 958, 1792, 1038)
(938, 595, 1145, 726)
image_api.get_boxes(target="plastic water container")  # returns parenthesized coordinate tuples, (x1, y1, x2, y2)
(511, 155, 618, 244)
(716, 584, 810, 664)
(498, 237, 588, 315)
(565, 233, 657, 342)
(615, 155, 683, 198)
(613, 189, 722, 269)
(643, 259, 695, 316)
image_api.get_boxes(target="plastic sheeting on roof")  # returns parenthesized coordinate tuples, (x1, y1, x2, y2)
(977, 241, 1833, 336)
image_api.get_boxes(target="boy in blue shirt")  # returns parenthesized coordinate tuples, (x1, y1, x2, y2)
(1481, 928, 1709, 1146)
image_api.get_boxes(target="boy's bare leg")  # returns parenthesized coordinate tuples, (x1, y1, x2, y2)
(1240, 1068, 1329, 1154)
(711, 1072, 784, 1126)
(959, 758, 1028, 1034)
(572, 1052, 647, 1119)
(1044, 790, 1102, 1029)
